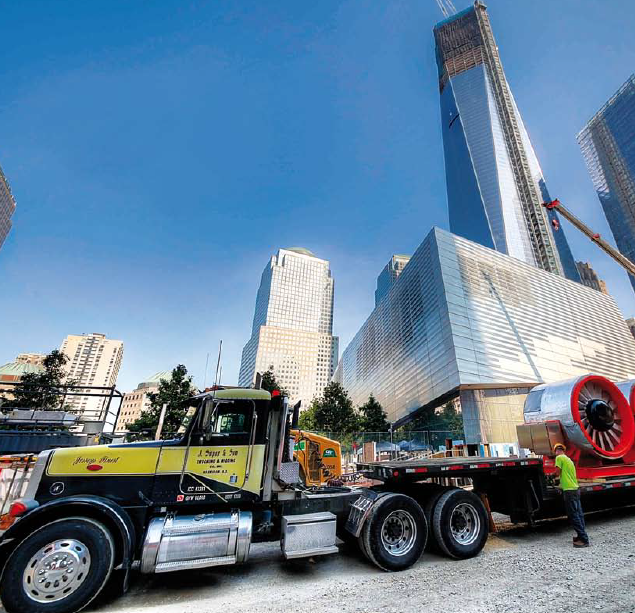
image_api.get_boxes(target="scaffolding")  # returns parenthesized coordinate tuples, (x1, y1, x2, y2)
(473, 2, 562, 277)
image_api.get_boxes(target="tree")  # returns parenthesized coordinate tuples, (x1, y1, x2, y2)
(297, 402, 318, 431)
(395, 401, 464, 446)
(126, 365, 195, 440)
(259, 370, 287, 396)
(438, 402, 464, 439)
(8, 350, 75, 410)
(359, 394, 390, 432)
(310, 382, 360, 434)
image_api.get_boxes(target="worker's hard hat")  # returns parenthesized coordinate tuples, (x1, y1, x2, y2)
(553, 443, 566, 452)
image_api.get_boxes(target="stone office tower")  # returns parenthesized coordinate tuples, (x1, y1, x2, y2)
(238, 248, 338, 408)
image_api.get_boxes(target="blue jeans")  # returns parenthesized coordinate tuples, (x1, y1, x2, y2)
(563, 489, 589, 544)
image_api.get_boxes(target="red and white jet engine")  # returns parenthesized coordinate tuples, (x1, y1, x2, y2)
(519, 374, 635, 479)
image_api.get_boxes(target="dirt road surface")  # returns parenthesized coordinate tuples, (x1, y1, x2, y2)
(83, 507, 635, 613)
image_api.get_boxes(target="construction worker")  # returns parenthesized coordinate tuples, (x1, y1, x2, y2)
(554, 443, 589, 548)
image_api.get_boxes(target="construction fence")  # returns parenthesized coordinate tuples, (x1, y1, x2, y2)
(303, 430, 462, 467)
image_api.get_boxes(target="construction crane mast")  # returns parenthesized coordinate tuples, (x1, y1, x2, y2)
(543, 199, 635, 278)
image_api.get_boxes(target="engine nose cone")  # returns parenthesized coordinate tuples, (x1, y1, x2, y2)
(586, 399, 615, 432)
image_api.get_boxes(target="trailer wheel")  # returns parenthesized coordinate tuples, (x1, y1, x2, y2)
(423, 486, 455, 552)
(432, 489, 488, 560)
(1, 517, 115, 613)
(361, 493, 427, 572)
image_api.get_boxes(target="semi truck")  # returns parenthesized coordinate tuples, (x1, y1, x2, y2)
(1, 377, 635, 613)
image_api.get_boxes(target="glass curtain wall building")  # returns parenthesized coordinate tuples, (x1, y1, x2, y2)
(375, 255, 411, 306)
(0, 164, 16, 251)
(238, 248, 338, 407)
(433, 2, 579, 282)
(334, 227, 635, 447)
(578, 74, 635, 294)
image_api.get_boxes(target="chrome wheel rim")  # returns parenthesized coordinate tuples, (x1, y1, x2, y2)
(23, 539, 91, 603)
(450, 502, 480, 546)
(380, 510, 417, 556)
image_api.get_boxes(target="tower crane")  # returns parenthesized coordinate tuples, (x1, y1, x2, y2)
(543, 199, 635, 278)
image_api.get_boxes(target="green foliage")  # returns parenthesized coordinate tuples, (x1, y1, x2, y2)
(126, 365, 195, 440)
(297, 402, 318, 431)
(8, 350, 76, 410)
(259, 370, 287, 396)
(308, 382, 360, 434)
(439, 402, 464, 438)
(359, 394, 390, 432)
(396, 401, 464, 440)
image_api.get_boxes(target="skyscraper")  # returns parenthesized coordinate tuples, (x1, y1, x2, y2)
(578, 74, 635, 293)
(238, 248, 338, 407)
(375, 255, 411, 306)
(0, 164, 16, 251)
(576, 261, 608, 295)
(433, 2, 579, 282)
(60, 333, 124, 418)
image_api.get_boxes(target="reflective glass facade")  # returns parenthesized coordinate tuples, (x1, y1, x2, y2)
(434, 3, 580, 282)
(238, 248, 338, 407)
(578, 74, 635, 294)
(375, 255, 411, 306)
(334, 227, 635, 444)
(0, 164, 16, 251)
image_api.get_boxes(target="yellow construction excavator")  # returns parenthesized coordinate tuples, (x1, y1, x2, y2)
(291, 429, 342, 486)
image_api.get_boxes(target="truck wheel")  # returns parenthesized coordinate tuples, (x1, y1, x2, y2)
(361, 493, 427, 572)
(1, 517, 115, 613)
(432, 489, 488, 560)
(423, 486, 454, 552)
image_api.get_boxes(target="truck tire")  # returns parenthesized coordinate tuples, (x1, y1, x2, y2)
(361, 493, 427, 572)
(1, 517, 115, 613)
(423, 486, 455, 552)
(432, 489, 488, 560)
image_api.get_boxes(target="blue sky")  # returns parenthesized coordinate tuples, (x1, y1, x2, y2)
(1, 0, 634, 393)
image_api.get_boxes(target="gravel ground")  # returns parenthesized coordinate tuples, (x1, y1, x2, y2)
(86, 506, 635, 613)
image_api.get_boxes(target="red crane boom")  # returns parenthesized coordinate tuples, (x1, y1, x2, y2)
(544, 199, 635, 278)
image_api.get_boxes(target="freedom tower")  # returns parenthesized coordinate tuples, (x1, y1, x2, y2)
(434, 2, 580, 281)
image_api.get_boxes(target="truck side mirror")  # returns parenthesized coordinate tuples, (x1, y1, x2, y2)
(291, 401, 301, 429)
(201, 399, 218, 442)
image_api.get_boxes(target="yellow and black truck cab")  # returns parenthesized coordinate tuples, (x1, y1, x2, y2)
(36, 388, 272, 510)
(0, 387, 367, 613)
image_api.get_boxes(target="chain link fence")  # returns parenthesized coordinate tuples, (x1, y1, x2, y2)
(302, 430, 462, 467)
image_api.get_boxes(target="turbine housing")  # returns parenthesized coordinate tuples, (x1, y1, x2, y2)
(522, 374, 635, 460)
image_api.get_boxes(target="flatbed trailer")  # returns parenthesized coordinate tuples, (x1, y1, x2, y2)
(357, 455, 635, 526)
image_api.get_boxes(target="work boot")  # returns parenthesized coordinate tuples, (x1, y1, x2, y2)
(573, 538, 589, 548)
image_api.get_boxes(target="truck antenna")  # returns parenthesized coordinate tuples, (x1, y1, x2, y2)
(213, 340, 222, 388)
